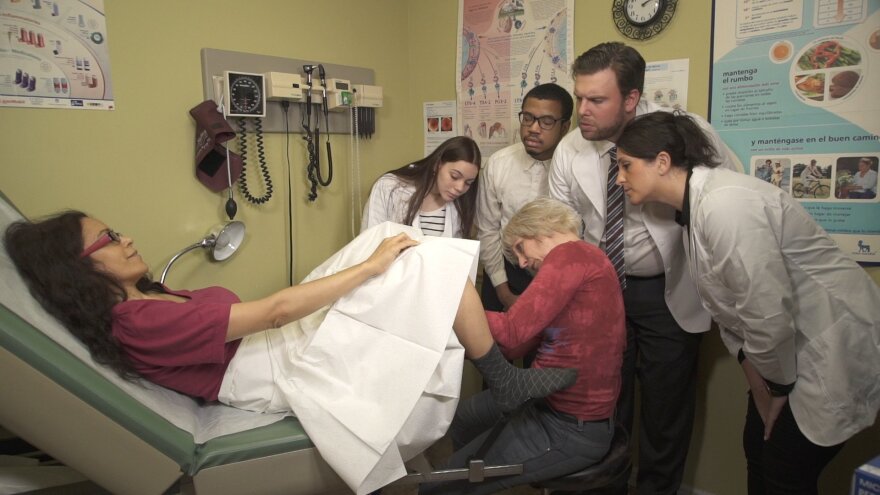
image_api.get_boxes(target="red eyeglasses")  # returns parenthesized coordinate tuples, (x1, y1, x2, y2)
(80, 230, 122, 258)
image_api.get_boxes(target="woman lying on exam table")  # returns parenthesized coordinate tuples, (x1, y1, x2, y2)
(4, 211, 576, 493)
(614, 111, 880, 495)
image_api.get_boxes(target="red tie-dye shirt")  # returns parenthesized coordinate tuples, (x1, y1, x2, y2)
(486, 241, 626, 420)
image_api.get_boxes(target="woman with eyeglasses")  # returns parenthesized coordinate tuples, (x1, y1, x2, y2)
(4, 211, 576, 493)
(362, 135, 481, 238)
(614, 111, 880, 495)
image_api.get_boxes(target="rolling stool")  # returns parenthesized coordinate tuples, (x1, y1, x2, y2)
(532, 422, 631, 494)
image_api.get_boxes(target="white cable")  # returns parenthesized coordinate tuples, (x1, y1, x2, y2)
(225, 144, 233, 189)
(215, 96, 233, 190)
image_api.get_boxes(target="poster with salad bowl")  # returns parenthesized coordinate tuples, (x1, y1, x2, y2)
(711, 0, 879, 264)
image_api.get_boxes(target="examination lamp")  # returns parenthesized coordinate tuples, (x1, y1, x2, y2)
(160, 221, 246, 285)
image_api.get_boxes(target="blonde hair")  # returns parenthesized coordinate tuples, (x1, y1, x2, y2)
(502, 197, 582, 262)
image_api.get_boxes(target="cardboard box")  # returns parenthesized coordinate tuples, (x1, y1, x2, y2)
(853, 455, 880, 495)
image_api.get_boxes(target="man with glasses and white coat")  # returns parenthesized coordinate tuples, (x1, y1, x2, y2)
(477, 83, 574, 312)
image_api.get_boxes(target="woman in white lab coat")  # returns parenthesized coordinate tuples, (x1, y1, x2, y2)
(613, 111, 880, 495)
(362, 136, 481, 238)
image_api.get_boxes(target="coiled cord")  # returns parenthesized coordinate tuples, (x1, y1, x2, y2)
(305, 128, 319, 202)
(301, 101, 319, 202)
(238, 118, 273, 204)
(302, 106, 333, 202)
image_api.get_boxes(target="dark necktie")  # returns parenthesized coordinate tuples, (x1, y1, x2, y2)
(605, 147, 626, 291)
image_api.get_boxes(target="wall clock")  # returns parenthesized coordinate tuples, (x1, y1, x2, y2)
(612, 0, 677, 41)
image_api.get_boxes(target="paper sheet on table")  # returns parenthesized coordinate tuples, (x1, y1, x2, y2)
(270, 222, 478, 494)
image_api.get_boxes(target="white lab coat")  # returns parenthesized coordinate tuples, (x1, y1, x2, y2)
(684, 166, 880, 446)
(362, 173, 463, 237)
(548, 101, 741, 333)
(219, 222, 479, 494)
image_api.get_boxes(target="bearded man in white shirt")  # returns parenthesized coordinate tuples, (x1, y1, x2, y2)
(549, 42, 740, 495)
(476, 83, 573, 311)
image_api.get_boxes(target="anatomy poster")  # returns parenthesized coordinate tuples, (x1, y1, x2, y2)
(1, 0, 114, 110)
(644, 58, 689, 111)
(457, 0, 574, 158)
(711, 0, 879, 263)
(424, 100, 458, 156)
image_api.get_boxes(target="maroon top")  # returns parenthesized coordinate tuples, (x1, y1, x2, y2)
(487, 241, 626, 420)
(112, 286, 241, 401)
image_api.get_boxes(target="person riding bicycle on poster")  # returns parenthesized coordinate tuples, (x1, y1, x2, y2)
(802, 159, 823, 190)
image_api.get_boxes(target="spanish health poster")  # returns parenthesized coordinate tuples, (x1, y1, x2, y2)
(457, 0, 574, 158)
(1, 0, 114, 110)
(711, 0, 879, 263)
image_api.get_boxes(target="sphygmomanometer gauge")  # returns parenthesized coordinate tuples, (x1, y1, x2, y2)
(225, 71, 266, 118)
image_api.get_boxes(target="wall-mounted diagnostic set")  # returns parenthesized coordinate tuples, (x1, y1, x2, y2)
(201, 49, 385, 284)
(201, 49, 383, 209)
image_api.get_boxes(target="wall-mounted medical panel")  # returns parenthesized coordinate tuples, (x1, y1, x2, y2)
(200, 48, 375, 134)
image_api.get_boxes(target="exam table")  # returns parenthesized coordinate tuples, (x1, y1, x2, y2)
(0, 190, 347, 495)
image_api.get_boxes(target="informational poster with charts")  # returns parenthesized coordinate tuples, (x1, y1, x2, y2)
(457, 0, 574, 159)
(424, 100, 458, 156)
(711, 0, 879, 263)
(0, 0, 113, 110)
(644, 58, 689, 112)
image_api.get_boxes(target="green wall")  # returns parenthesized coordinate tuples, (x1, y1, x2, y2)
(0, 1, 876, 494)
(1, 0, 419, 297)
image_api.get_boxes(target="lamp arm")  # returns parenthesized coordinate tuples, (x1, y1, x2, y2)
(160, 240, 210, 285)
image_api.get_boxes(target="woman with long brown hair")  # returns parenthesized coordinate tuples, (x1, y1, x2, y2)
(362, 136, 481, 238)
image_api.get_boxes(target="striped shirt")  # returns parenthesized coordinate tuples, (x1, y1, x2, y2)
(419, 207, 446, 236)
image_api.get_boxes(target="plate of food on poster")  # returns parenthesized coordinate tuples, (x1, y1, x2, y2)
(790, 36, 864, 106)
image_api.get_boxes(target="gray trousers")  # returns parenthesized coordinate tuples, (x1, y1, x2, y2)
(420, 392, 613, 495)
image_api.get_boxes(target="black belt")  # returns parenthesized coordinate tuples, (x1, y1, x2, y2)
(537, 401, 610, 425)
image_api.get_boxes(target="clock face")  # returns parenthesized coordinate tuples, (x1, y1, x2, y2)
(625, 0, 661, 26)
(612, 0, 677, 41)
(225, 72, 265, 117)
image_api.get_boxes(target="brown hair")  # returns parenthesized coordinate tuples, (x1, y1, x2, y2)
(4, 211, 160, 380)
(387, 136, 482, 237)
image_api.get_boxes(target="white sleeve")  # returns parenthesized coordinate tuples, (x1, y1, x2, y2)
(549, 133, 577, 209)
(361, 175, 401, 232)
(696, 188, 798, 386)
(718, 323, 744, 357)
(475, 155, 507, 287)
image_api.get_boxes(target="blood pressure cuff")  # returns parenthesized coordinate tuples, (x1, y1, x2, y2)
(190, 100, 243, 192)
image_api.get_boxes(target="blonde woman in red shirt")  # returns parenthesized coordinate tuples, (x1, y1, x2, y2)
(423, 197, 627, 495)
